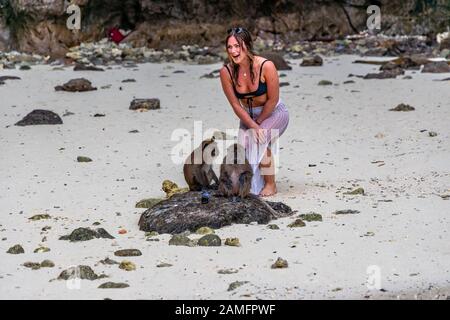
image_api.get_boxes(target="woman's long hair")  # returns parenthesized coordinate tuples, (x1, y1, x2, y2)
(225, 28, 256, 87)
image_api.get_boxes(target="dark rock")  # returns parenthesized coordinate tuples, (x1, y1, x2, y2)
(29, 214, 51, 221)
(73, 63, 104, 71)
(422, 61, 450, 73)
(121, 79, 136, 82)
(299, 213, 323, 222)
(19, 65, 31, 70)
(77, 156, 92, 162)
(129, 99, 160, 110)
(114, 249, 142, 257)
(198, 234, 221, 246)
(271, 257, 288, 269)
(389, 103, 415, 112)
(55, 78, 97, 92)
(23, 262, 41, 270)
(100, 257, 119, 265)
(260, 52, 291, 70)
(343, 80, 355, 84)
(15, 109, 63, 126)
(93, 113, 105, 117)
(7, 244, 24, 254)
(169, 234, 196, 247)
(364, 69, 404, 79)
(59, 227, 115, 241)
(0, 76, 21, 82)
(300, 55, 323, 66)
(227, 281, 249, 291)
(173, 70, 185, 73)
(267, 224, 280, 230)
(334, 209, 360, 215)
(98, 282, 129, 289)
(344, 187, 365, 195)
(224, 238, 240, 247)
(265, 201, 292, 215)
(288, 219, 306, 228)
(58, 265, 103, 281)
(156, 263, 173, 268)
(138, 190, 294, 234)
(279, 82, 290, 87)
(318, 80, 333, 85)
(40, 260, 55, 268)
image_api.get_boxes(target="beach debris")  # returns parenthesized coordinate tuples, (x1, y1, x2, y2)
(23, 262, 42, 270)
(7, 244, 25, 254)
(77, 156, 92, 162)
(363, 69, 404, 79)
(98, 282, 129, 289)
(300, 55, 323, 66)
(218, 268, 239, 274)
(59, 227, 115, 241)
(15, 110, 63, 126)
(162, 180, 189, 198)
(198, 234, 222, 247)
(298, 212, 323, 222)
(318, 80, 333, 86)
(344, 187, 365, 195)
(334, 209, 360, 215)
(288, 219, 306, 228)
(73, 63, 104, 71)
(224, 238, 240, 247)
(227, 281, 249, 291)
(389, 103, 415, 111)
(114, 249, 142, 257)
(58, 266, 106, 281)
(99, 258, 119, 265)
(129, 98, 160, 110)
(24, 259, 55, 270)
(135, 198, 163, 209)
(33, 246, 50, 253)
(119, 261, 136, 271)
(156, 263, 173, 268)
(55, 78, 97, 92)
(139, 190, 294, 234)
(422, 61, 450, 73)
(29, 214, 51, 221)
(271, 257, 288, 269)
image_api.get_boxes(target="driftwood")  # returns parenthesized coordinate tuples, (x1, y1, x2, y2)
(138, 190, 294, 234)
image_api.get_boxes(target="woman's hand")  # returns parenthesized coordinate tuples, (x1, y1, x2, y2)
(251, 126, 267, 144)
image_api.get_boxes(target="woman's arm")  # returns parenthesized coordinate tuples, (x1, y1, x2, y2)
(220, 67, 259, 129)
(255, 61, 279, 125)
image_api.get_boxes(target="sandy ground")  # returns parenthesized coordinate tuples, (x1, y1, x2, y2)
(0, 55, 449, 300)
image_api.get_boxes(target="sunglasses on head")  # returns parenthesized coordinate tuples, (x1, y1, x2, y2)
(227, 27, 244, 34)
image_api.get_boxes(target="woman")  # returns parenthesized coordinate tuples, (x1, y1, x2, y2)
(219, 27, 289, 197)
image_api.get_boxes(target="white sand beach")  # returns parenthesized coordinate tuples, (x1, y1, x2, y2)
(0, 55, 449, 299)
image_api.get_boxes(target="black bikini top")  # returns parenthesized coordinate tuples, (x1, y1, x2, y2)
(224, 60, 269, 99)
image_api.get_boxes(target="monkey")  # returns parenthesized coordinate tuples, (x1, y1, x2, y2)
(183, 137, 219, 191)
(218, 143, 253, 200)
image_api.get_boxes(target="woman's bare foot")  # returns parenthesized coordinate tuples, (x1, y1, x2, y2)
(259, 182, 277, 197)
